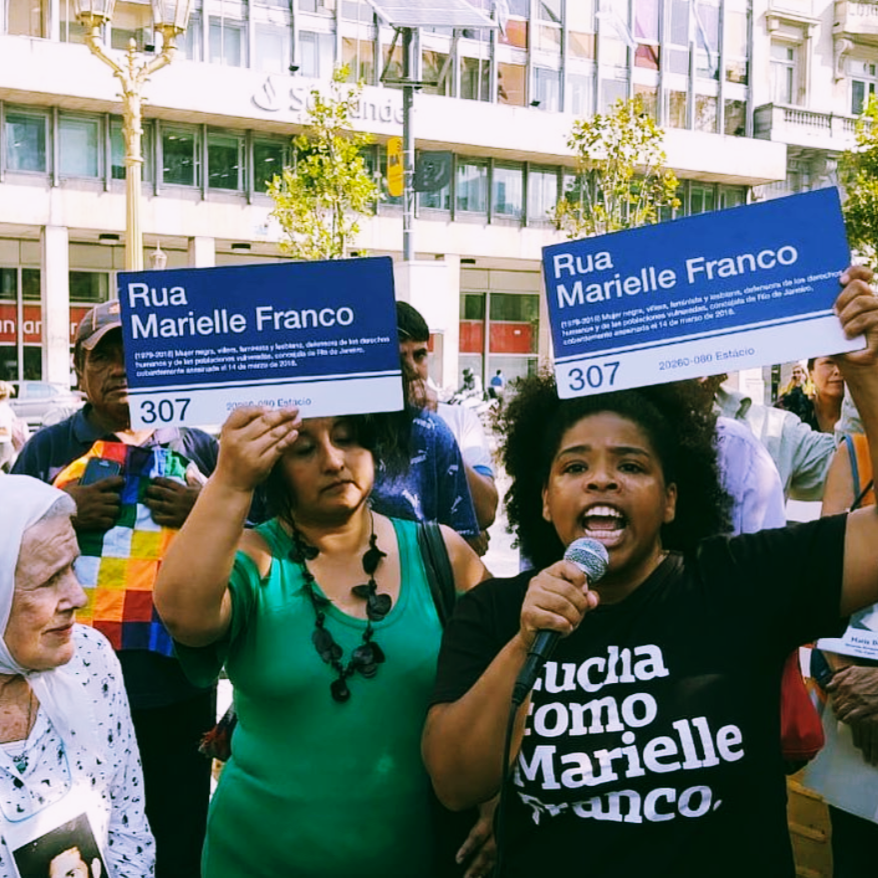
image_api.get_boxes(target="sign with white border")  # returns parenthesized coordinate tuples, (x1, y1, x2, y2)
(118, 257, 403, 429)
(542, 188, 863, 398)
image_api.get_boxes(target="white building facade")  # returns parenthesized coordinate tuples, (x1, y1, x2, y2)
(2, 0, 857, 391)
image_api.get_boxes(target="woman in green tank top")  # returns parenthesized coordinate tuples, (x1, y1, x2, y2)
(154, 405, 492, 878)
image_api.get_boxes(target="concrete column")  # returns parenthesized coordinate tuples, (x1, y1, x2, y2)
(188, 236, 216, 268)
(41, 225, 70, 386)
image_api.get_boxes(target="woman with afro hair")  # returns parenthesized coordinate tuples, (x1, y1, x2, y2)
(422, 265, 878, 878)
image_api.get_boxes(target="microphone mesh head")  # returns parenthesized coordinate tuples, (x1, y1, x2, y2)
(563, 538, 609, 581)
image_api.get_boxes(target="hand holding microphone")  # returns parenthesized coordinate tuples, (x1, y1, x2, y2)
(512, 539, 610, 705)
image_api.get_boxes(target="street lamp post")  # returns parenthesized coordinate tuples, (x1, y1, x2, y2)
(74, 0, 192, 270)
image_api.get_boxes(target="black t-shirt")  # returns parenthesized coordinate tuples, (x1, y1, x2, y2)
(432, 516, 848, 878)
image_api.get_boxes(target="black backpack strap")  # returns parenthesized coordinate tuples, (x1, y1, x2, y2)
(417, 521, 456, 627)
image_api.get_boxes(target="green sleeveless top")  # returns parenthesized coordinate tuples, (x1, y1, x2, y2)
(176, 516, 445, 878)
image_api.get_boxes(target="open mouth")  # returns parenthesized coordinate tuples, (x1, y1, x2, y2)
(581, 505, 627, 544)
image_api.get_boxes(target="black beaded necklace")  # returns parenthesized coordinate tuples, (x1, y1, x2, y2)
(289, 514, 392, 703)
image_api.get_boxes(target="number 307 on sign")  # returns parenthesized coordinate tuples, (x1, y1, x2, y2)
(562, 361, 621, 394)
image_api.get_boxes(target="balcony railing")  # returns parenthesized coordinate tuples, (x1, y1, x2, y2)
(754, 103, 860, 149)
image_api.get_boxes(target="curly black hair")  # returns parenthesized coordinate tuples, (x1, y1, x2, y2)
(262, 408, 412, 526)
(496, 371, 731, 570)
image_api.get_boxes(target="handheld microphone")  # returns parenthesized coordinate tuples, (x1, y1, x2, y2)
(511, 538, 610, 705)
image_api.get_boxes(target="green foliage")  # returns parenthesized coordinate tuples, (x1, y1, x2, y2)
(555, 97, 681, 239)
(267, 65, 380, 260)
(840, 95, 878, 267)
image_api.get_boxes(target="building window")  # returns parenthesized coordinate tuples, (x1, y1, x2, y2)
(688, 183, 716, 215)
(499, 0, 528, 48)
(851, 60, 878, 115)
(724, 99, 746, 136)
(0, 267, 42, 382)
(177, 17, 203, 60)
(498, 61, 526, 106)
(668, 90, 688, 128)
(6, 0, 46, 37)
(58, 0, 86, 43)
(568, 73, 593, 116)
(667, 0, 691, 74)
(382, 41, 404, 89)
(770, 42, 796, 105)
(110, 1, 154, 51)
(299, 31, 334, 78)
(342, 37, 374, 83)
(533, 67, 560, 111)
(634, 84, 658, 120)
(718, 185, 747, 209)
(568, 0, 595, 59)
(422, 50, 451, 96)
(418, 151, 452, 210)
(340, 0, 370, 21)
(59, 115, 101, 179)
(459, 291, 485, 381)
(210, 16, 246, 67)
(69, 272, 110, 304)
(634, 0, 659, 69)
(456, 159, 488, 214)
(162, 126, 200, 187)
(694, 94, 717, 132)
(4, 111, 48, 174)
(600, 78, 628, 113)
(253, 139, 286, 194)
(492, 163, 523, 219)
(207, 132, 245, 191)
(255, 24, 290, 73)
(488, 293, 539, 377)
(299, 0, 335, 12)
(460, 56, 491, 101)
(111, 119, 153, 181)
(534, 0, 561, 53)
(527, 167, 557, 223)
(694, 0, 720, 80)
(724, 4, 749, 84)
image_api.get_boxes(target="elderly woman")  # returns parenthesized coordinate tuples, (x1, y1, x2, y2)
(0, 476, 153, 878)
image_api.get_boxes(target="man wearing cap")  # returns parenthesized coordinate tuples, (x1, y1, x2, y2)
(12, 300, 217, 878)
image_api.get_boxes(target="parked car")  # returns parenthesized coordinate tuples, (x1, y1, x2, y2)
(9, 381, 85, 429)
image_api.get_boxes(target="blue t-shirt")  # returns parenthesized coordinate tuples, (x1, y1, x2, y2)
(371, 409, 480, 539)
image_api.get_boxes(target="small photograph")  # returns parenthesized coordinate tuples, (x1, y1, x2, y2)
(850, 605, 878, 634)
(12, 813, 106, 878)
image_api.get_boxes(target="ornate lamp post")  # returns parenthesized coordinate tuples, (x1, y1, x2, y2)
(74, 0, 192, 270)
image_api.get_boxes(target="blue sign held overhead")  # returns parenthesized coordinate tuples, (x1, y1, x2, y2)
(118, 257, 403, 428)
(542, 188, 862, 397)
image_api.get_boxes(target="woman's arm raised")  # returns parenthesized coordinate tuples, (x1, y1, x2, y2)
(154, 406, 300, 647)
(830, 268, 878, 615)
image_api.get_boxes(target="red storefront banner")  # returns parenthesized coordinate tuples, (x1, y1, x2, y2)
(460, 321, 485, 353)
(0, 304, 93, 345)
(460, 320, 535, 355)
(489, 321, 535, 354)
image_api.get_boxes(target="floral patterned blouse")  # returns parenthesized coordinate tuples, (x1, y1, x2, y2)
(0, 626, 155, 877)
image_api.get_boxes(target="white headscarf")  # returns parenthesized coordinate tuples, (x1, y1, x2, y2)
(0, 475, 102, 762)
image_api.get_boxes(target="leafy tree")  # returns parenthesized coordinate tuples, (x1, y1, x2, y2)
(267, 65, 379, 260)
(840, 95, 878, 266)
(555, 96, 681, 239)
